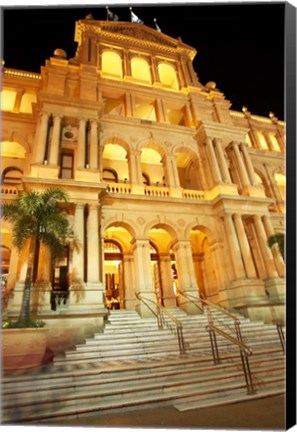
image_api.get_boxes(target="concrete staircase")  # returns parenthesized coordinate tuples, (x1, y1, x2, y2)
(1, 308, 285, 424)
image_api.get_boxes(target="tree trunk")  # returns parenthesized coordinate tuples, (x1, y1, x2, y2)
(19, 236, 38, 321)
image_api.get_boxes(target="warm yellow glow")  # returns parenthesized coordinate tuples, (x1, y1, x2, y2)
(103, 144, 127, 161)
(245, 134, 253, 147)
(141, 148, 162, 165)
(275, 173, 285, 200)
(1, 90, 17, 111)
(149, 228, 172, 252)
(269, 133, 281, 152)
(1, 227, 10, 234)
(135, 103, 156, 121)
(175, 152, 191, 168)
(167, 108, 185, 125)
(256, 131, 269, 150)
(1, 141, 26, 158)
(158, 63, 179, 90)
(101, 51, 123, 78)
(20, 93, 37, 113)
(131, 57, 151, 83)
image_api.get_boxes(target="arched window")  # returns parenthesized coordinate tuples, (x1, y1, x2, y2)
(158, 63, 179, 90)
(103, 168, 118, 183)
(269, 133, 281, 152)
(101, 51, 123, 78)
(1, 167, 23, 185)
(256, 131, 269, 150)
(131, 57, 151, 83)
(275, 173, 285, 200)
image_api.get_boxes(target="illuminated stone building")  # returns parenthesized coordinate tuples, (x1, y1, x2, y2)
(1, 16, 285, 349)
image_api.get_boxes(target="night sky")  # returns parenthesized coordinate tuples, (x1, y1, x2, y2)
(2, 3, 285, 118)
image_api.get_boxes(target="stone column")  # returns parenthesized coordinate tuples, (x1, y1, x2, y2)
(48, 113, 62, 166)
(122, 253, 136, 310)
(159, 254, 176, 307)
(214, 139, 232, 183)
(89, 119, 98, 169)
(6, 246, 19, 293)
(233, 214, 257, 278)
(156, 98, 166, 122)
(262, 215, 285, 277)
(125, 93, 132, 117)
(77, 117, 87, 168)
(205, 138, 222, 184)
(123, 49, 132, 77)
(253, 215, 278, 279)
(87, 204, 100, 283)
(184, 102, 193, 126)
(223, 213, 246, 279)
(171, 240, 202, 314)
(34, 111, 50, 164)
(232, 142, 250, 188)
(240, 143, 259, 186)
(72, 203, 85, 282)
(128, 149, 142, 184)
(132, 238, 155, 317)
(163, 155, 181, 188)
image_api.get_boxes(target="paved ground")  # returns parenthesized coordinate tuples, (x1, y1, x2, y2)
(50, 394, 285, 430)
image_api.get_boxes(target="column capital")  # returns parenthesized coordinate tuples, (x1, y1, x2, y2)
(74, 202, 85, 210)
(88, 203, 99, 211)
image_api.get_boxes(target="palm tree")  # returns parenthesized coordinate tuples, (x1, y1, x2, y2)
(267, 232, 285, 260)
(2, 188, 71, 322)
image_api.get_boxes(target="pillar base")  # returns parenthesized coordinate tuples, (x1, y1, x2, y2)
(264, 277, 285, 302)
(162, 295, 178, 308)
(135, 291, 157, 318)
(169, 187, 183, 198)
(124, 297, 138, 310)
(68, 281, 105, 313)
(234, 303, 285, 324)
(178, 289, 203, 315)
(30, 163, 59, 178)
(226, 278, 268, 308)
(75, 168, 101, 182)
(205, 183, 239, 200)
(241, 185, 266, 198)
(131, 184, 145, 195)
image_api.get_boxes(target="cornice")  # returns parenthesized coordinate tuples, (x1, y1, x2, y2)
(75, 20, 196, 60)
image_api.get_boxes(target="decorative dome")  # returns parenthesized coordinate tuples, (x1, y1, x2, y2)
(53, 48, 67, 59)
(205, 81, 216, 90)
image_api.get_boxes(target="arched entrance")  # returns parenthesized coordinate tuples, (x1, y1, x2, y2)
(149, 225, 178, 307)
(190, 227, 218, 301)
(104, 239, 123, 310)
(103, 224, 134, 309)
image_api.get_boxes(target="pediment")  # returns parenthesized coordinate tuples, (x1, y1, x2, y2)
(100, 22, 178, 48)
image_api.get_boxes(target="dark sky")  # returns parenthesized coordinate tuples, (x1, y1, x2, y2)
(1, 3, 285, 118)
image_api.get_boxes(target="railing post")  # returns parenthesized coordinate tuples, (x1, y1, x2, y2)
(207, 326, 220, 364)
(240, 351, 256, 395)
(177, 323, 186, 356)
(273, 320, 285, 353)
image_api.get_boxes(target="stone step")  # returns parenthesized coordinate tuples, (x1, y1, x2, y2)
(3, 357, 284, 424)
(173, 385, 285, 412)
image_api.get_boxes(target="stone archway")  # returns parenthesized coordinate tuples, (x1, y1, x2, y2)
(103, 223, 135, 310)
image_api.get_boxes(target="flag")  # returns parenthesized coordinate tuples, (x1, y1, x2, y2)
(154, 18, 161, 32)
(130, 7, 144, 24)
(106, 6, 119, 21)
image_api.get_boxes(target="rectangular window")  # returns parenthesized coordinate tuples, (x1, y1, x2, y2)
(60, 151, 74, 179)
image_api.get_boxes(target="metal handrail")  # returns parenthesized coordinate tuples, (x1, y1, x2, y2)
(207, 323, 255, 395)
(272, 319, 286, 353)
(179, 292, 256, 394)
(135, 292, 186, 355)
(179, 292, 242, 340)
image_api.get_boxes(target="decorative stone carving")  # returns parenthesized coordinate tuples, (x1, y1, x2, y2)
(137, 216, 146, 225)
(62, 125, 78, 141)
